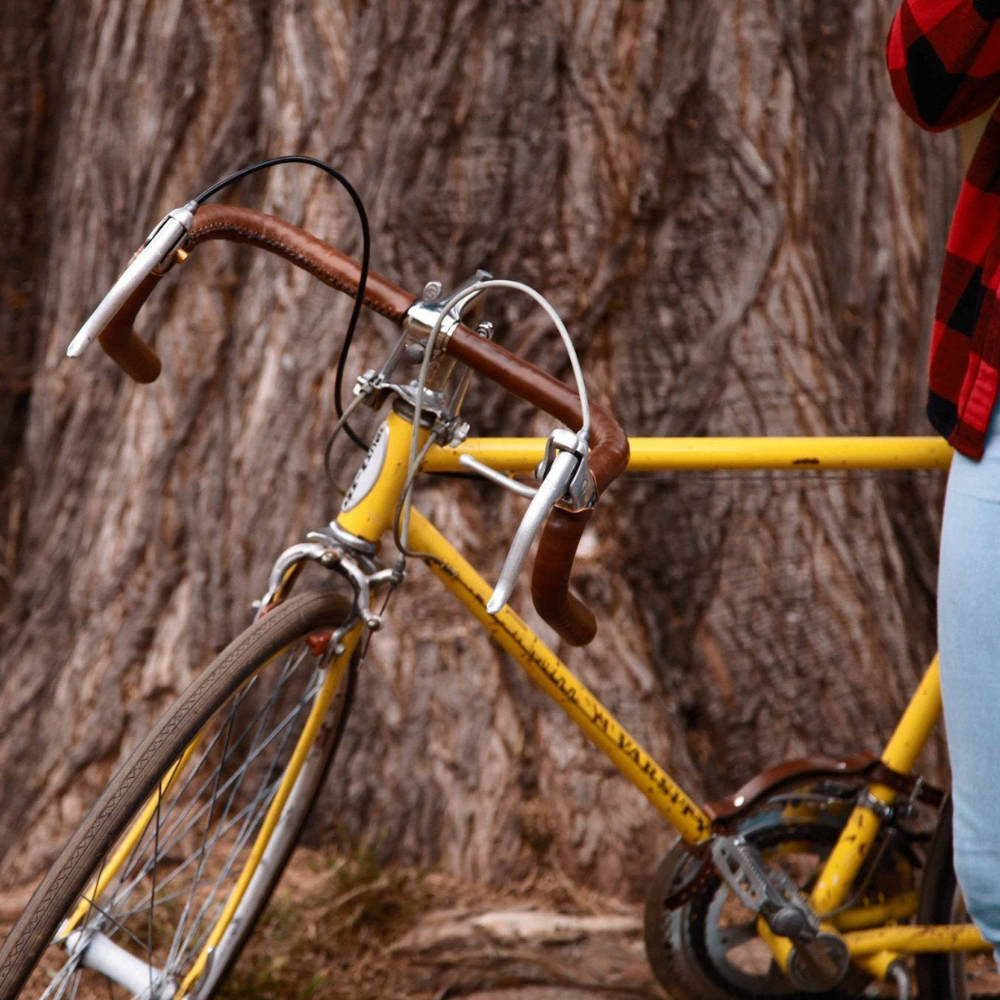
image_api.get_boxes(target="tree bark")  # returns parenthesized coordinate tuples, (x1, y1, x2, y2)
(0, 2, 50, 605)
(0, 0, 959, 899)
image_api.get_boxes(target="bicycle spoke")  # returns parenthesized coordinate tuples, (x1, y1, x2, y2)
(167, 694, 241, 972)
(111, 654, 308, 890)
(7, 596, 354, 1000)
(175, 703, 307, 965)
(73, 651, 322, 987)
(107, 660, 316, 908)
(169, 655, 321, 973)
(118, 690, 312, 902)
(41, 955, 83, 998)
(146, 786, 162, 998)
(77, 896, 157, 961)
(108, 769, 288, 924)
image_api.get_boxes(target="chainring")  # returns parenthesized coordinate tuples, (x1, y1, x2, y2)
(644, 779, 923, 999)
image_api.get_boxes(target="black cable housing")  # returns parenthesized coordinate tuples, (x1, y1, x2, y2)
(195, 155, 370, 450)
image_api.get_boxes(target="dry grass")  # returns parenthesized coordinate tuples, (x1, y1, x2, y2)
(1, 845, 660, 999)
(218, 845, 439, 999)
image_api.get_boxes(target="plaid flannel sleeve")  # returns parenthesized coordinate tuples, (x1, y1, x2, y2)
(888, 0, 1000, 130)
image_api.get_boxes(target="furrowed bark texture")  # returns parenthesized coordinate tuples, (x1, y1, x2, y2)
(0, 3, 48, 606)
(0, 0, 958, 897)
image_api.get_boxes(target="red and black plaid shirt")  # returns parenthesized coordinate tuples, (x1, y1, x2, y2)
(888, 0, 1000, 458)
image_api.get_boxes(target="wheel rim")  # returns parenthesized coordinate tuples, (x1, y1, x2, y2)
(29, 637, 347, 999)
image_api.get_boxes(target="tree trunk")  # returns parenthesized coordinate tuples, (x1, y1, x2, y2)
(0, 2, 49, 606)
(0, 0, 958, 900)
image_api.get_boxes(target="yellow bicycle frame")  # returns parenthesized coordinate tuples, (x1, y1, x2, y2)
(423, 435, 954, 473)
(416, 431, 982, 974)
(87, 419, 972, 993)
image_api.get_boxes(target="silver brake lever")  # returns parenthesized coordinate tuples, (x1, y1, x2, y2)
(66, 201, 198, 358)
(486, 449, 579, 615)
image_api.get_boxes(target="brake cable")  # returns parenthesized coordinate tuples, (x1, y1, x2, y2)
(194, 155, 371, 451)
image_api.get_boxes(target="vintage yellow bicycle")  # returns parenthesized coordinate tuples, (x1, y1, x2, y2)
(0, 163, 985, 999)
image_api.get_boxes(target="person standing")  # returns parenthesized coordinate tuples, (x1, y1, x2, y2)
(889, 0, 1000, 958)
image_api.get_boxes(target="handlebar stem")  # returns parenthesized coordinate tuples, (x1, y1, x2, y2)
(404, 269, 492, 353)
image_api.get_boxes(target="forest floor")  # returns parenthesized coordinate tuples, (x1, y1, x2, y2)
(213, 846, 663, 999)
(0, 845, 664, 999)
(0, 841, 946, 998)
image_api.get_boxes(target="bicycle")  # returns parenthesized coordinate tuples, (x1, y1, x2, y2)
(0, 161, 984, 999)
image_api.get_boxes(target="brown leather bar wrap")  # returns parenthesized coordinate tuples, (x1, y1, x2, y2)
(96, 202, 629, 646)
(186, 205, 414, 323)
(531, 509, 596, 645)
(98, 203, 415, 382)
(98, 271, 164, 383)
(446, 325, 630, 645)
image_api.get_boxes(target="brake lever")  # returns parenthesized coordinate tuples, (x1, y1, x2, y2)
(485, 429, 594, 615)
(66, 201, 198, 358)
(486, 449, 579, 614)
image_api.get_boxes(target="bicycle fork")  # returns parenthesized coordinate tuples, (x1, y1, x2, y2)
(52, 528, 392, 999)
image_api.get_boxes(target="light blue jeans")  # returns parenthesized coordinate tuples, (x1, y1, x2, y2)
(939, 410, 1000, 956)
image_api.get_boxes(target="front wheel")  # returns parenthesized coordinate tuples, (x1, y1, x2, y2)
(0, 591, 357, 999)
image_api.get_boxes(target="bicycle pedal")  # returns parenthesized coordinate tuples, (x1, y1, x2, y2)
(710, 835, 820, 941)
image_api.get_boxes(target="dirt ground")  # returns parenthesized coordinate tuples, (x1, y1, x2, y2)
(0, 847, 664, 999)
(217, 851, 661, 999)
(5, 843, 973, 998)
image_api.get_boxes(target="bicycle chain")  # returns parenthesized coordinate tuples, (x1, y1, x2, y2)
(661, 844, 716, 910)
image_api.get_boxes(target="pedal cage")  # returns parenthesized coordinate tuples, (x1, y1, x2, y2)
(711, 836, 820, 941)
(711, 835, 850, 991)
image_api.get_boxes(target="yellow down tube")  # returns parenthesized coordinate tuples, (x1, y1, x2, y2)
(405, 508, 713, 845)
